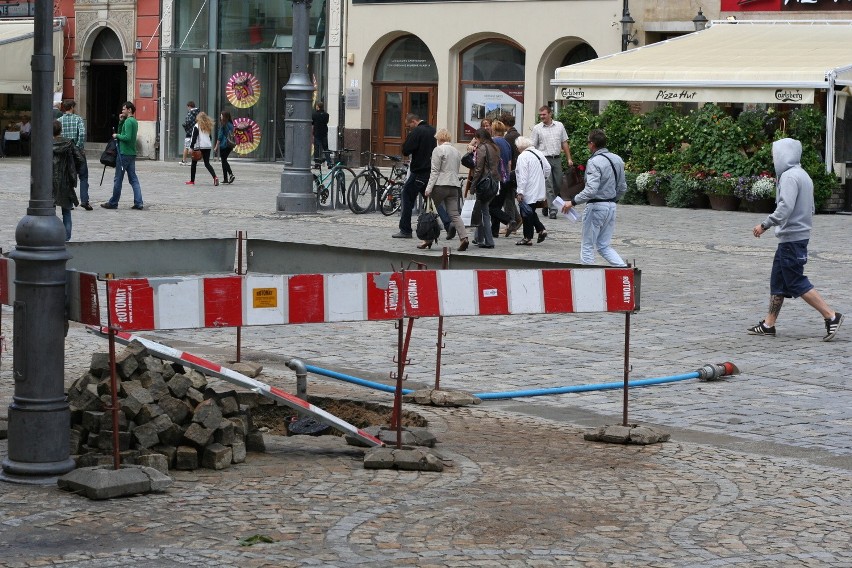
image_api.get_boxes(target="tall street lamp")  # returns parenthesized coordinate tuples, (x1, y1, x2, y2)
(278, 0, 316, 213)
(621, 0, 639, 51)
(1, 0, 75, 484)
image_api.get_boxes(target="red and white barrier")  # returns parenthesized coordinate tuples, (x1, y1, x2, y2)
(0, 257, 13, 306)
(0, 258, 101, 326)
(90, 327, 384, 448)
(107, 268, 636, 331)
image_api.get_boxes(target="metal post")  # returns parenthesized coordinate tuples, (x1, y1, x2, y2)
(108, 329, 120, 470)
(235, 230, 245, 362)
(277, 0, 317, 213)
(434, 247, 450, 390)
(1, 2, 75, 484)
(622, 312, 631, 427)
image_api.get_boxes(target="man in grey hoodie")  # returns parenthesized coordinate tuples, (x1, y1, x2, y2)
(748, 137, 843, 341)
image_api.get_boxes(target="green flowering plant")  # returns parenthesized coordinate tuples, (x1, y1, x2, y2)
(703, 172, 737, 196)
(739, 174, 776, 202)
(635, 170, 667, 194)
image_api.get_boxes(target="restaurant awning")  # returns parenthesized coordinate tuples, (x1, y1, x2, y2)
(552, 21, 852, 168)
(0, 19, 64, 95)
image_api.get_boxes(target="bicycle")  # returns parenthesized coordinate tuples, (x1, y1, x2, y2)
(348, 152, 409, 214)
(378, 181, 404, 216)
(313, 149, 356, 209)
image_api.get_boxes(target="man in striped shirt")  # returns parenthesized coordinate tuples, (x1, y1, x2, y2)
(58, 100, 91, 210)
(530, 105, 573, 219)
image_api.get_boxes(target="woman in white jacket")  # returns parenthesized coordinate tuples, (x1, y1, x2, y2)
(514, 136, 551, 245)
(424, 129, 468, 251)
(186, 112, 219, 186)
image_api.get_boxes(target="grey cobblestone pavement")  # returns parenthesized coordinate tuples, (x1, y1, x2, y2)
(1, 156, 851, 566)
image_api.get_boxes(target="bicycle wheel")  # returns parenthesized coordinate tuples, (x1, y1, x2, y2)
(332, 166, 356, 207)
(348, 172, 376, 214)
(380, 182, 403, 216)
(313, 175, 329, 207)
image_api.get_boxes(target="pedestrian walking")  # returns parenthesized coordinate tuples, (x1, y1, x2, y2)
(531, 105, 573, 219)
(52, 120, 82, 241)
(470, 127, 500, 249)
(186, 112, 218, 186)
(561, 129, 627, 266)
(748, 137, 843, 341)
(180, 101, 200, 165)
(514, 136, 549, 246)
(101, 101, 144, 210)
(424, 128, 468, 251)
(213, 111, 236, 184)
(58, 100, 91, 210)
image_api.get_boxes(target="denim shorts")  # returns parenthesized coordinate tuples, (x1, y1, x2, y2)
(770, 240, 813, 298)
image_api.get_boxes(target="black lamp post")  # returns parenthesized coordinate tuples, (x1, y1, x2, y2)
(621, 0, 639, 51)
(1, 0, 75, 484)
(278, 0, 316, 213)
(693, 8, 709, 32)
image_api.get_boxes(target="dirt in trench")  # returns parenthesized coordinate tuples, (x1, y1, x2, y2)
(251, 396, 428, 437)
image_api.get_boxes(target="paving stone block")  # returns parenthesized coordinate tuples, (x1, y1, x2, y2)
(115, 350, 139, 380)
(89, 353, 111, 378)
(69, 428, 85, 455)
(192, 399, 223, 430)
(183, 423, 214, 447)
(151, 444, 177, 468)
(120, 395, 143, 420)
(137, 452, 170, 474)
(161, 363, 176, 381)
(97, 430, 131, 452)
(214, 419, 235, 446)
(147, 378, 170, 402)
(227, 360, 263, 378)
(175, 446, 198, 470)
(100, 411, 128, 432)
(245, 430, 265, 453)
(201, 443, 233, 470)
(75, 452, 114, 468)
(121, 381, 154, 406)
(137, 370, 164, 388)
(230, 413, 250, 437)
(235, 392, 260, 409)
(166, 374, 192, 399)
(185, 388, 204, 406)
(186, 369, 208, 390)
(135, 404, 164, 425)
(149, 413, 174, 435)
(158, 394, 190, 424)
(81, 411, 104, 433)
(230, 441, 246, 464)
(217, 395, 240, 417)
(158, 422, 185, 446)
(68, 384, 102, 412)
(138, 355, 164, 375)
(133, 423, 160, 449)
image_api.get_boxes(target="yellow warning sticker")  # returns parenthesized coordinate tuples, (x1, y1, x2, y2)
(253, 288, 278, 308)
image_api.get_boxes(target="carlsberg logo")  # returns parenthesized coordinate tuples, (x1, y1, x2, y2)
(775, 89, 803, 102)
(561, 88, 585, 100)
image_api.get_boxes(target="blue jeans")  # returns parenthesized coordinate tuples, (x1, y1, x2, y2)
(61, 207, 72, 241)
(78, 153, 89, 204)
(580, 202, 625, 266)
(110, 154, 143, 207)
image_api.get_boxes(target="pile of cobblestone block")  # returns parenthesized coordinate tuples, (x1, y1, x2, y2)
(67, 340, 266, 472)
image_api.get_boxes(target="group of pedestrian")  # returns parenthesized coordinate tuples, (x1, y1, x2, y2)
(181, 101, 236, 186)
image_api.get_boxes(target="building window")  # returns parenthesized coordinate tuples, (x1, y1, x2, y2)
(375, 36, 438, 83)
(218, 0, 326, 51)
(175, 0, 210, 49)
(459, 40, 524, 140)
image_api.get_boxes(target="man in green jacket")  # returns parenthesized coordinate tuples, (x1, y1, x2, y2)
(101, 101, 144, 210)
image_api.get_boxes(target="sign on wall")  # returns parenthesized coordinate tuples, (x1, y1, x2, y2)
(462, 85, 524, 139)
(721, 0, 852, 11)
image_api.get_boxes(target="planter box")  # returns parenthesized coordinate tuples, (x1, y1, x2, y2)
(708, 194, 741, 211)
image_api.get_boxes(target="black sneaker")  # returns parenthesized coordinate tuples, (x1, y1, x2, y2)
(391, 232, 413, 239)
(747, 321, 776, 336)
(823, 312, 843, 342)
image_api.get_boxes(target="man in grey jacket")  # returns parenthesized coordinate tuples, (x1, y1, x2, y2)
(748, 137, 843, 341)
(560, 129, 627, 266)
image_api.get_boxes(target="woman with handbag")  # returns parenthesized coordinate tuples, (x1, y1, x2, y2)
(186, 112, 219, 186)
(514, 136, 551, 246)
(213, 111, 236, 184)
(423, 128, 468, 251)
(470, 128, 500, 249)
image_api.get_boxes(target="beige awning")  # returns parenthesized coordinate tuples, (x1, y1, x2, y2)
(0, 20, 64, 95)
(552, 22, 852, 105)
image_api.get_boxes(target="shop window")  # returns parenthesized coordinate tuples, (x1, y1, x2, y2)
(459, 40, 524, 140)
(175, 0, 210, 50)
(375, 36, 438, 83)
(218, 0, 326, 50)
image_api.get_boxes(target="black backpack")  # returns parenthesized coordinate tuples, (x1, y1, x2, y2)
(100, 138, 118, 168)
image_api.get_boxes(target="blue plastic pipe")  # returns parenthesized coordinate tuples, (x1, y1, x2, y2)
(304, 364, 701, 400)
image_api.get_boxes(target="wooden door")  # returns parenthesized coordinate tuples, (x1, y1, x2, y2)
(372, 84, 436, 166)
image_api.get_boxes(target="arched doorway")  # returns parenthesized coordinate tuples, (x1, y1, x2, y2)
(87, 28, 127, 142)
(372, 36, 437, 160)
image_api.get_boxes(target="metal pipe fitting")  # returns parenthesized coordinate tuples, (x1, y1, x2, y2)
(696, 361, 740, 381)
(285, 358, 308, 400)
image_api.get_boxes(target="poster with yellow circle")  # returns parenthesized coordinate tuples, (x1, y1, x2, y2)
(226, 72, 261, 109)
